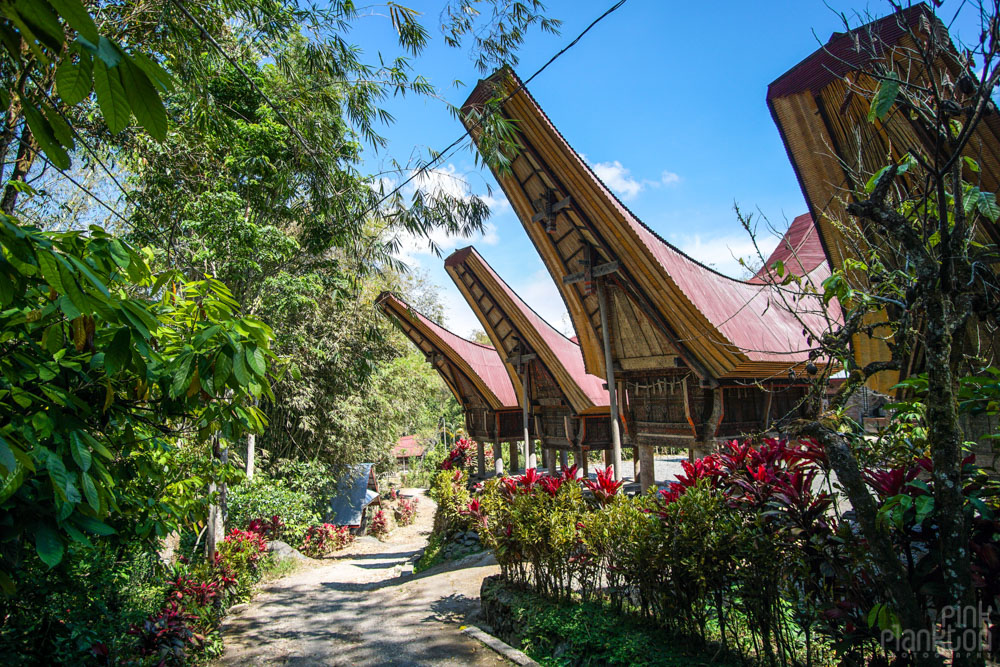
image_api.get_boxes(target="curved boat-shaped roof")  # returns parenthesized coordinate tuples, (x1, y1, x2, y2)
(461, 69, 830, 380)
(377, 292, 518, 409)
(444, 246, 609, 415)
(751, 213, 829, 284)
(767, 3, 1000, 272)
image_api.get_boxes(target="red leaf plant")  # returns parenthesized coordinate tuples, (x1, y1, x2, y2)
(584, 467, 623, 506)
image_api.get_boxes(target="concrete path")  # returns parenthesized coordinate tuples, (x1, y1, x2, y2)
(217, 490, 505, 666)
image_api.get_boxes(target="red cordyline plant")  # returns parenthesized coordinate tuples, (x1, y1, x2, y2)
(127, 604, 203, 662)
(300, 523, 353, 558)
(462, 498, 489, 529)
(247, 515, 285, 540)
(370, 509, 390, 539)
(394, 496, 419, 526)
(583, 466, 623, 506)
(440, 437, 476, 470)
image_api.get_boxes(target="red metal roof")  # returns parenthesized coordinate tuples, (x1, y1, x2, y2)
(751, 213, 829, 284)
(380, 293, 519, 408)
(393, 435, 425, 458)
(446, 247, 610, 409)
(502, 76, 835, 366)
(767, 4, 931, 99)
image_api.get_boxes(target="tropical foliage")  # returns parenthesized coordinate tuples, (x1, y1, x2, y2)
(448, 434, 1000, 665)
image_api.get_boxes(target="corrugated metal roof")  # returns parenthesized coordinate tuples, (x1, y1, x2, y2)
(328, 463, 378, 526)
(446, 246, 610, 409)
(492, 73, 834, 367)
(751, 213, 829, 284)
(393, 435, 425, 458)
(767, 4, 931, 99)
(378, 293, 519, 408)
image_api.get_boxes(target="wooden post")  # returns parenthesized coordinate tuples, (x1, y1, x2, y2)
(547, 447, 557, 475)
(632, 446, 639, 483)
(510, 440, 519, 474)
(477, 439, 486, 477)
(521, 361, 532, 471)
(596, 278, 623, 481)
(560, 450, 569, 471)
(639, 444, 656, 493)
(494, 438, 504, 475)
(245, 433, 255, 480)
(580, 447, 589, 478)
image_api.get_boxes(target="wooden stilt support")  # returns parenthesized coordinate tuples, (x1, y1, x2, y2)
(520, 359, 534, 470)
(510, 440, 519, 474)
(632, 446, 639, 483)
(494, 438, 504, 475)
(547, 447, 557, 475)
(477, 439, 486, 477)
(639, 444, 656, 493)
(596, 277, 623, 481)
(560, 450, 569, 471)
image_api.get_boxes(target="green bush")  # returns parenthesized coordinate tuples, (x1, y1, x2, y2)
(0, 542, 166, 665)
(227, 475, 319, 545)
(493, 584, 734, 667)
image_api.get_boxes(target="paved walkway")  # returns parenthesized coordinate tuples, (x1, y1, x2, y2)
(217, 490, 505, 666)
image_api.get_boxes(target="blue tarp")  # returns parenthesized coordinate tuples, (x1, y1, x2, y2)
(327, 463, 378, 526)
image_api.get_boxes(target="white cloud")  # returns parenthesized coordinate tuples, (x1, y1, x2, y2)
(391, 163, 502, 268)
(675, 232, 778, 279)
(515, 269, 573, 336)
(591, 160, 643, 200)
(661, 171, 680, 186)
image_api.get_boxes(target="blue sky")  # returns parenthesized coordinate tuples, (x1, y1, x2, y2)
(350, 1, 979, 337)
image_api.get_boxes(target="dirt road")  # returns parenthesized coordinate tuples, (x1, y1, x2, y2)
(216, 490, 506, 666)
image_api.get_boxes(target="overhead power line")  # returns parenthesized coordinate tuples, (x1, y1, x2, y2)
(359, 0, 630, 222)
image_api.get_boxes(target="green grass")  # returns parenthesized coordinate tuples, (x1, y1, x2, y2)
(500, 588, 737, 667)
(414, 532, 446, 573)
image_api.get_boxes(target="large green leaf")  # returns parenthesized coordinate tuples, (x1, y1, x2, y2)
(80, 472, 99, 512)
(215, 350, 233, 389)
(45, 450, 71, 502)
(21, 103, 70, 169)
(104, 327, 131, 375)
(69, 431, 91, 472)
(47, 0, 98, 43)
(56, 53, 93, 106)
(34, 523, 64, 568)
(13, 0, 64, 52)
(868, 74, 899, 123)
(118, 57, 167, 141)
(92, 59, 130, 134)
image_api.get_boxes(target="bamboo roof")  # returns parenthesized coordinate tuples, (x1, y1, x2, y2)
(376, 292, 518, 410)
(461, 70, 830, 382)
(767, 3, 1000, 272)
(444, 246, 609, 416)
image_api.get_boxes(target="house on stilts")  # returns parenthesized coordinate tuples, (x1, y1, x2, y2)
(459, 69, 832, 490)
(767, 3, 1000, 393)
(444, 246, 611, 479)
(376, 292, 525, 476)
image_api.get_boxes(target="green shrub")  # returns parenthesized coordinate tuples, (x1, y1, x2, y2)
(227, 474, 320, 545)
(0, 542, 166, 665)
(495, 584, 733, 667)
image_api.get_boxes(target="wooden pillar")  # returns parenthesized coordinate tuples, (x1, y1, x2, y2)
(520, 362, 533, 470)
(510, 440, 519, 473)
(560, 450, 569, 471)
(596, 278, 623, 481)
(547, 448, 557, 475)
(580, 448, 589, 478)
(477, 439, 486, 477)
(632, 446, 639, 482)
(494, 438, 504, 475)
(639, 444, 656, 493)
